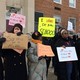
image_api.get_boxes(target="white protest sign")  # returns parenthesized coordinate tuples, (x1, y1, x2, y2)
(67, 21, 73, 31)
(57, 47, 78, 62)
(9, 13, 26, 28)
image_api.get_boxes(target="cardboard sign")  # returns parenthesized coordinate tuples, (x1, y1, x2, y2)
(38, 17, 55, 37)
(37, 43, 55, 57)
(2, 32, 28, 49)
(57, 47, 78, 62)
(9, 13, 26, 28)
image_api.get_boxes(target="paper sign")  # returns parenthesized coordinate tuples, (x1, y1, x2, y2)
(67, 21, 73, 31)
(57, 47, 78, 62)
(37, 43, 55, 57)
(9, 13, 26, 28)
(2, 32, 28, 49)
(38, 17, 55, 37)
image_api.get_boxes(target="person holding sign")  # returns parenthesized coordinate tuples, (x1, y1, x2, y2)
(27, 31, 47, 80)
(0, 24, 28, 80)
(0, 37, 6, 80)
(75, 35, 80, 80)
(51, 29, 77, 80)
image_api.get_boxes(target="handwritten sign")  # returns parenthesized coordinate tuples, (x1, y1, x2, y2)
(57, 47, 78, 62)
(38, 17, 55, 37)
(2, 32, 28, 49)
(9, 13, 26, 28)
(37, 43, 55, 57)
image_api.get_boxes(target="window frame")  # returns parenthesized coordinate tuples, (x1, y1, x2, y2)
(53, 15, 62, 33)
(54, 15, 61, 23)
(53, 0, 62, 4)
(68, 17, 76, 30)
(35, 12, 44, 31)
(69, 0, 76, 8)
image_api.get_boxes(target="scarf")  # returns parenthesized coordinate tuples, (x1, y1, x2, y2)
(31, 38, 42, 44)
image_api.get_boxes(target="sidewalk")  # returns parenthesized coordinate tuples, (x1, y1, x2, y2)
(47, 67, 57, 80)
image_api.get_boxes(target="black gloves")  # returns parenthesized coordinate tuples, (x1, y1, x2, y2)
(38, 56, 47, 60)
(0, 37, 6, 43)
(17, 32, 23, 36)
(28, 42, 31, 48)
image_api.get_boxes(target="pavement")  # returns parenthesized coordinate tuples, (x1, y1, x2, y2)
(47, 67, 57, 80)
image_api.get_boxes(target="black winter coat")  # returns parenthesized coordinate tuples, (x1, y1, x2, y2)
(2, 49, 27, 80)
(51, 37, 77, 80)
(0, 43, 4, 80)
(75, 38, 80, 59)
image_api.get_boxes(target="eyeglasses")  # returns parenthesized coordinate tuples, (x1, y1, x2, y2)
(63, 33, 68, 34)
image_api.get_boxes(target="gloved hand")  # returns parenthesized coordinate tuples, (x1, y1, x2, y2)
(38, 56, 44, 60)
(17, 32, 23, 36)
(0, 37, 6, 43)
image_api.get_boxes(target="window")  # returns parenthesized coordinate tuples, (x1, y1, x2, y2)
(54, 15, 62, 32)
(69, 0, 76, 8)
(53, 0, 62, 4)
(54, 15, 61, 24)
(35, 12, 43, 31)
(68, 17, 76, 30)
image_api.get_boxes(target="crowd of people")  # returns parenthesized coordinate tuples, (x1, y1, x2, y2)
(0, 23, 80, 80)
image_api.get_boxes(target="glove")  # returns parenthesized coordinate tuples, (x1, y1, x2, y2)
(0, 37, 6, 43)
(28, 42, 31, 48)
(17, 32, 23, 36)
(38, 56, 44, 60)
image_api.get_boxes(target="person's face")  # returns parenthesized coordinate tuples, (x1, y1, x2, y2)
(13, 27, 21, 34)
(61, 31, 69, 38)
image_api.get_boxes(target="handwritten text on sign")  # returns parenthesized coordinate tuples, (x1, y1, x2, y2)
(57, 47, 78, 62)
(37, 43, 55, 57)
(9, 13, 26, 28)
(38, 17, 55, 37)
(2, 32, 28, 49)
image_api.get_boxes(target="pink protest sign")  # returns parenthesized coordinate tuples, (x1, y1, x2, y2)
(9, 13, 26, 28)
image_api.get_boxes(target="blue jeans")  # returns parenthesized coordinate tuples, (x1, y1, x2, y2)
(66, 62, 73, 80)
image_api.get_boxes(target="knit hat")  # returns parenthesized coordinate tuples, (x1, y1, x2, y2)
(11, 23, 23, 33)
(32, 31, 42, 40)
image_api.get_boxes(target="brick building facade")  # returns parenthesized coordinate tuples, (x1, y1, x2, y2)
(35, 0, 80, 33)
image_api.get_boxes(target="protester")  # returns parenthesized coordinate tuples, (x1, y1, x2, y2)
(27, 31, 47, 80)
(51, 29, 77, 80)
(0, 23, 28, 80)
(51, 28, 65, 75)
(0, 37, 6, 80)
(75, 35, 80, 80)
(42, 37, 52, 76)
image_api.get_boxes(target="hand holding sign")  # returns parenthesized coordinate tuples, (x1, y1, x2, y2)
(57, 47, 78, 62)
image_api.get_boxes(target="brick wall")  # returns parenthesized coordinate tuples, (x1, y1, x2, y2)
(35, 0, 80, 32)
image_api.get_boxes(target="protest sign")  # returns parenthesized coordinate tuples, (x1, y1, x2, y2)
(38, 17, 55, 37)
(67, 21, 73, 31)
(57, 47, 78, 62)
(2, 32, 28, 49)
(9, 13, 26, 28)
(37, 43, 55, 57)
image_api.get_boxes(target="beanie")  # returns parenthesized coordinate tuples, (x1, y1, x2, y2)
(11, 23, 23, 33)
(32, 31, 42, 40)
